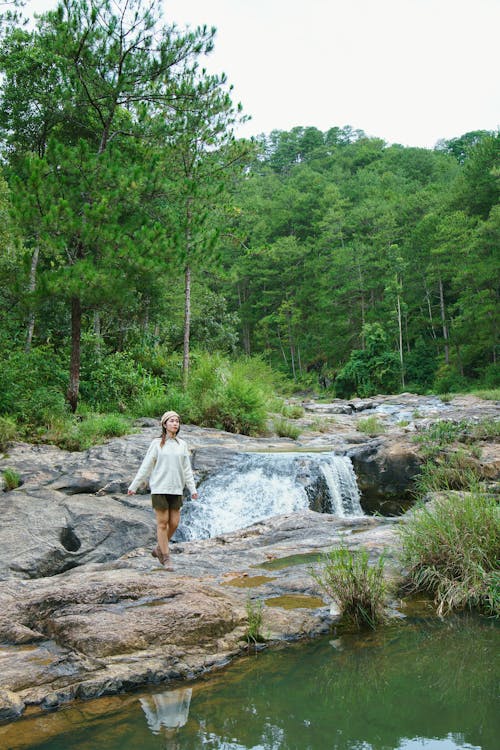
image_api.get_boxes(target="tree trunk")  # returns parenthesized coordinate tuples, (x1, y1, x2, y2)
(237, 282, 251, 354)
(25, 246, 39, 353)
(396, 291, 405, 388)
(286, 309, 296, 379)
(438, 276, 449, 365)
(183, 263, 191, 390)
(67, 296, 82, 413)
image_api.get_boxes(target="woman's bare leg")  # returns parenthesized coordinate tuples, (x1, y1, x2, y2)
(168, 508, 181, 540)
(155, 508, 170, 556)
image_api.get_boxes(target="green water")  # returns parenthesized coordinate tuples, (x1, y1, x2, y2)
(2, 615, 498, 750)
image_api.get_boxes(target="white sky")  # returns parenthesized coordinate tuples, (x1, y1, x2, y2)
(26, 0, 500, 148)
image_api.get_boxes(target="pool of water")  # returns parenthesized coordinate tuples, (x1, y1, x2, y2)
(2, 614, 498, 750)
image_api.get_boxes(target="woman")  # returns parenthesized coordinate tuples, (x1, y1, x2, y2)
(128, 411, 198, 569)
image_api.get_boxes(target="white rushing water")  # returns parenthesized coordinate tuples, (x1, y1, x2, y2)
(178, 452, 363, 541)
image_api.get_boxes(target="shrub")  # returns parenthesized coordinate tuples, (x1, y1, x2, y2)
(433, 364, 469, 394)
(2, 467, 21, 490)
(312, 546, 388, 629)
(79, 351, 145, 411)
(54, 413, 131, 451)
(398, 491, 500, 616)
(335, 323, 400, 398)
(0, 346, 68, 427)
(0, 416, 17, 451)
(177, 353, 275, 435)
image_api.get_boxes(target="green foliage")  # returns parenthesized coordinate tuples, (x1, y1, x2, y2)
(79, 349, 147, 411)
(335, 324, 400, 398)
(414, 420, 468, 454)
(2, 467, 20, 490)
(281, 403, 305, 419)
(433, 364, 469, 394)
(0, 346, 69, 427)
(357, 416, 386, 435)
(173, 353, 276, 435)
(398, 491, 500, 616)
(272, 416, 301, 440)
(52, 413, 132, 452)
(0, 416, 17, 451)
(312, 546, 388, 629)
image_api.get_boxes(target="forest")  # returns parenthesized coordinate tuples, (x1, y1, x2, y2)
(0, 0, 498, 446)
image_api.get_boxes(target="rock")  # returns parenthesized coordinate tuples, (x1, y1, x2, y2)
(0, 488, 155, 580)
(350, 438, 423, 515)
(0, 689, 25, 721)
(0, 510, 396, 719)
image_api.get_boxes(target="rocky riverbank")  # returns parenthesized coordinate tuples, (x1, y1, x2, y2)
(0, 393, 498, 722)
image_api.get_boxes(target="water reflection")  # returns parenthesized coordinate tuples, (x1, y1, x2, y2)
(2, 615, 498, 750)
(139, 687, 192, 733)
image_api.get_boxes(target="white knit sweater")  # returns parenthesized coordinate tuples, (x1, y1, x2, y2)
(128, 436, 196, 495)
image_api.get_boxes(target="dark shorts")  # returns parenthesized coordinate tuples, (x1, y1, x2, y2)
(152, 493, 183, 511)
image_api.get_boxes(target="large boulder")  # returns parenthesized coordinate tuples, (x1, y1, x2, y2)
(0, 487, 155, 580)
(350, 438, 423, 515)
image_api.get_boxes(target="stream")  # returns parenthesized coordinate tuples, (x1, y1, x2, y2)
(2, 613, 498, 750)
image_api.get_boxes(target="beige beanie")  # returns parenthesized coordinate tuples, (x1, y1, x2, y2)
(161, 411, 180, 426)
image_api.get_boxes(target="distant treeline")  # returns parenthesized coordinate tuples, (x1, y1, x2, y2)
(0, 1, 498, 431)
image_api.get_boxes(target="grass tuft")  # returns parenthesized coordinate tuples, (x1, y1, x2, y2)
(398, 491, 500, 616)
(2, 467, 21, 490)
(357, 416, 386, 435)
(312, 546, 388, 629)
(245, 597, 265, 646)
(273, 416, 301, 440)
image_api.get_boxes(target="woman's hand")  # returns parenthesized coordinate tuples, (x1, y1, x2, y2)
(192, 492, 198, 500)
(127, 490, 135, 495)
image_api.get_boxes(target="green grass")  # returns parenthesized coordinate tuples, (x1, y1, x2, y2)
(306, 417, 335, 433)
(398, 490, 500, 616)
(0, 416, 17, 452)
(272, 416, 301, 440)
(281, 403, 305, 419)
(312, 546, 388, 629)
(2, 467, 21, 490)
(357, 416, 386, 435)
(47, 413, 132, 451)
(415, 450, 482, 495)
(468, 388, 500, 401)
(245, 597, 265, 646)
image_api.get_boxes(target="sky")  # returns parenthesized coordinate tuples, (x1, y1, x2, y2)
(26, 0, 500, 149)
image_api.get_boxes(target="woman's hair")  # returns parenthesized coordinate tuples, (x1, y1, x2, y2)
(160, 419, 180, 447)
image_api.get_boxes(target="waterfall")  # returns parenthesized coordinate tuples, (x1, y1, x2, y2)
(178, 452, 363, 541)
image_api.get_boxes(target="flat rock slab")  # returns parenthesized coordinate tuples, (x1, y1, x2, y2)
(0, 511, 397, 719)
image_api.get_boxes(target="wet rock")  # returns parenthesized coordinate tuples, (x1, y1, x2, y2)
(0, 689, 25, 722)
(350, 439, 423, 515)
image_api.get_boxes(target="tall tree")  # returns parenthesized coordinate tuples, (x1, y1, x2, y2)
(0, 0, 236, 409)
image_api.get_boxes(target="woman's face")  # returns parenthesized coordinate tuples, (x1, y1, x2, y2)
(165, 415, 180, 435)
